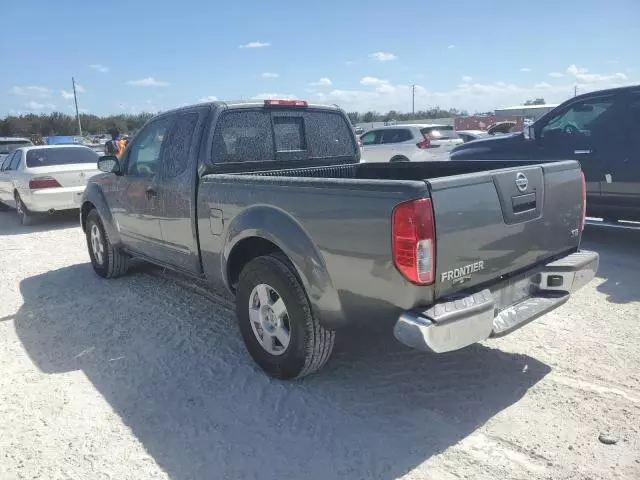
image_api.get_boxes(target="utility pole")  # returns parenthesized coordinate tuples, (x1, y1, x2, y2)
(411, 84, 416, 117)
(574, 84, 578, 97)
(72, 77, 83, 137)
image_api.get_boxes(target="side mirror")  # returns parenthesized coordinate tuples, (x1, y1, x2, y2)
(98, 155, 121, 174)
(524, 125, 536, 141)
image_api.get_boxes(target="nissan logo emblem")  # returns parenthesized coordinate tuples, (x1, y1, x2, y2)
(515, 172, 528, 192)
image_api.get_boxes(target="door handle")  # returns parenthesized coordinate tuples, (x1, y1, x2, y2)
(574, 149, 592, 155)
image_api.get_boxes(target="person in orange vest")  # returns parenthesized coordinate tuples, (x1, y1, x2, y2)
(105, 129, 125, 158)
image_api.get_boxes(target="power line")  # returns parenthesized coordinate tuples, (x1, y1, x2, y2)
(411, 84, 416, 116)
(72, 77, 82, 137)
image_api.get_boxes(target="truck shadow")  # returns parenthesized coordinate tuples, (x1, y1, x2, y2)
(0, 210, 79, 236)
(14, 264, 550, 480)
(581, 225, 640, 304)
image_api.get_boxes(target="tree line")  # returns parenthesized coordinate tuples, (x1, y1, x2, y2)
(1, 98, 546, 138)
(347, 107, 470, 125)
(0, 112, 155, 138)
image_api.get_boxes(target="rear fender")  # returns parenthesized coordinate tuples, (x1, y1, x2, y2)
(81, 183, 121, 245)
(223, 205, 346, 329)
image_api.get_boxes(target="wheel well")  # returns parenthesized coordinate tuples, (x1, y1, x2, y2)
(80, 202, 95, 232)
(390, 155, 409, 162)
(227, 237, 283, 290)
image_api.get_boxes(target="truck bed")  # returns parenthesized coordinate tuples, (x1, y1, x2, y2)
(199, 159, 584, 326)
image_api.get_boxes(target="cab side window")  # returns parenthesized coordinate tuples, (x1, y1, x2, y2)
(381, 129, 411, 144)
(1, 152, 16, 171)
(9, 151, 22, 170)
(161, 112, 200, 178)
(538, 96, 618, 152)
(125, 116, 174, 177)
(361, 130, 381, 145)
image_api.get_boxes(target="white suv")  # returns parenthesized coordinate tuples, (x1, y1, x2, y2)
(359, 124, 463, 162)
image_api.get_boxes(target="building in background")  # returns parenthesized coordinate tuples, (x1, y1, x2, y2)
(493, 104, 559, 122)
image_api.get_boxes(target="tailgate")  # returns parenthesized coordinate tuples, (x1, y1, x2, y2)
(428, 160, 583, 299)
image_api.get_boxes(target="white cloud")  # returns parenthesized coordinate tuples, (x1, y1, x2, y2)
(252, 93, 297, 100)
(462, 75, 473, 82)
(309, 77, 332, 87)
(447, 45, 456, 49)
(198, 95, 218, 102)
(520, 67, 531, 72)
(89, 64, 109, 73)
(239, 41, 270, 49)
(25, 101, 56, 111)
(549, 72, 564, 78)
(126, 77, 170, 87)
(262, 72, 279, 79)
(360, 76, 387, 86)
(369, 52, 397, 62)
(61, 83, 85, 100)
(566, 64, 627, 83)
(311, 73, 636, 114)
(10, 86, 51, 97)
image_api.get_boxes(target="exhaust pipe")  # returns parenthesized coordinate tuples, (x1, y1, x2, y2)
(48, 209, 56, 215)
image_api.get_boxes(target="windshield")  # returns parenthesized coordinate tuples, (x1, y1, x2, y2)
(0, 140, 32, 154)
(26, 147, 99, 168)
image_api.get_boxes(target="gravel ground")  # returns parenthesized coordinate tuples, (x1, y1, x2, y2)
(0, 210, 639, 480)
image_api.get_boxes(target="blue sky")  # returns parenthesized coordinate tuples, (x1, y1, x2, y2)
(1, 0, 638, 116)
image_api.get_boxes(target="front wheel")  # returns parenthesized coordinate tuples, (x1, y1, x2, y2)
(235, 254, 335, 380)
(86, 209, 129, 278)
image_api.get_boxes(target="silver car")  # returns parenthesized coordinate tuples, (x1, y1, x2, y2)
(0, 145, 101, 225)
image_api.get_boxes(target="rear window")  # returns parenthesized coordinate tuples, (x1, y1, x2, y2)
(212, 109, 356, 164)
(274, 116, 306, 151)
(420, 126, 459, 140)
(304, 111, 356, 158)
(0, 140, 32, 154)
(26, 147, 99, 168)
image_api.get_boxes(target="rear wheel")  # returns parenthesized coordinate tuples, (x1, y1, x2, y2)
(14, 193, 35, 226)
(390, 155, 410, 162)
(86, 209, 129, 278)
(235, 254, 335, 380)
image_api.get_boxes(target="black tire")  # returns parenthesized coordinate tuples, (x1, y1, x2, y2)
(86, 209, 129, 278)
(14, 193, 35, 226)
(235, 254, 335, 380)
(390, 155, 410, 162)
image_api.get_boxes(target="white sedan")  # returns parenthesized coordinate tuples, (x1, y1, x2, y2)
(0, 145, 101, 225)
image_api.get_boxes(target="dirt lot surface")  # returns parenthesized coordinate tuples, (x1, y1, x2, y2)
(0, 210, 639, 480)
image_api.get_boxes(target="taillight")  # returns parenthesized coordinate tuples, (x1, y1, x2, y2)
(29, 177, 61, 189)
(580, 171, 586, 231)
(264, 99, 308, 107)
(416, 135, 431, 149)
(392, 198, 436, 285)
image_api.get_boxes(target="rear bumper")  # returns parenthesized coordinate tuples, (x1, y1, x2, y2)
(393, 250, 599, 353)
(23, 187, 85, 212)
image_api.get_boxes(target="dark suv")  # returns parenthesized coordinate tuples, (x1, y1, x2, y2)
(451, 85, 640, 222)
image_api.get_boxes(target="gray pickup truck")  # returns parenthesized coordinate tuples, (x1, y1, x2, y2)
(81, 99, 598, 379)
